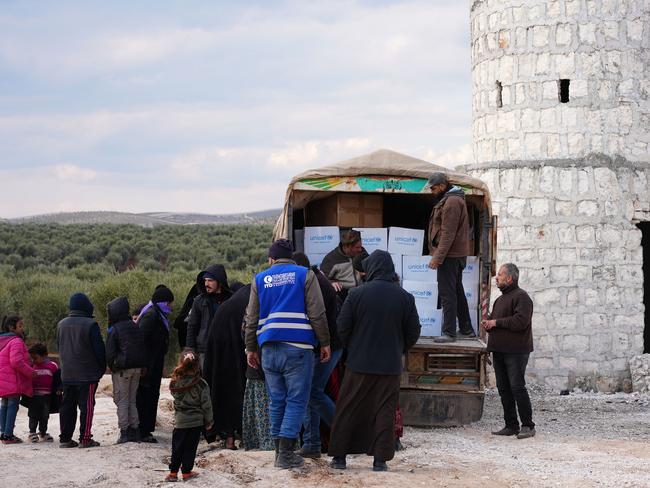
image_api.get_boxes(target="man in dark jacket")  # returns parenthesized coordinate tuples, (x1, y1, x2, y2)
(427, 171, 475, 343)
(186, 264, 232, 368)
(106, 296, 146, 444)
(482, 263, 535, 439)
(57, 292, 106, 448)
(136, 284, 174, 443)
(292, 251, 342, 458)
(328, 250, 420, 472)
(320, 230, 365, 295)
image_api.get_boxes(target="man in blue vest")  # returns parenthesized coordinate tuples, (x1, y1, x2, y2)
(244, 238, 331, 469)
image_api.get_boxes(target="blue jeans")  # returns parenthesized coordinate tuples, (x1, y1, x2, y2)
(0, 396, 20, 437)
(262, 342, 314, 440)
(302, 348, 342, 451)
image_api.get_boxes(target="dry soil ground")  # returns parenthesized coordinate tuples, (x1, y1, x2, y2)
(1, 378, 649, 488)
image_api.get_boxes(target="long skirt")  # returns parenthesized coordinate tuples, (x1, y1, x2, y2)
(241, 379, 274, 451)
(328, 371, 400, 462)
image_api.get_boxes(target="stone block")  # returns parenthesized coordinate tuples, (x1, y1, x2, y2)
(573, 265, 592, 281)
(571, 80, 588, 98)
(528, 5, 544, 21)
(578, 248, 601, 262)
(605, 51, 622, 74)
(581, 52, 601, 77)
(599, 81, 615, 101)
(494, 139, 507, 160)
(616, 265, 644, 284)
(550, 265, 571, 283)
(507, 198, 527, 218)
(547, 134, 561, 158)
(533, 25, 550, 47)
(518, 54, 535, 78)
(559, 247, 577, 262)
(618, 79, 635, 97)
(577, 169, 591, 194)
(536, 53, 551, 75)
(561, 334, 589, 352)
(559, 357, 578, 369)
(629, 354, 650, 393)
(594, 168, 618, 195)
(547, 0, 562, 17)
(605, 287, 621, 307)
(507, 138, 522, 159)
(534, 288, 561, 306)
(591, 334, 612, 354)
(540, 108, 557, 129)
(577, 200, 599, 217)
(627, 19, 644, 41)
(554, 53, 575, 75)
(542, 80, 557, 100)
(524, 133, 543, 158)
(555, 24, 572, 46)
(514, 249, 535, 262)
(583, 313, 607, 328)
(584, 288, 601, 306)
(539, 166, 555, 193)
(538, 248, 556, 262)
(555, 201, 574, 217)
(565, 0, 581, 15)
(566, 287, 579, 306)
(575, 225, 595, 243)
(567, 133, 585, 156)
(529, 198, 549, 217)
(603, 21, 620, 41)
(614, 313, 644, 329)
(500, 170, 517, 194)
(578, 23, 596, 44)
(612, 331, 630, 354)
(556, 224, 575, 244)
(521, 109, 539, 130)
(536, 358, 555, 369)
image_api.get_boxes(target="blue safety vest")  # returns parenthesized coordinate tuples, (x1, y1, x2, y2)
(255, 263, 317, 347)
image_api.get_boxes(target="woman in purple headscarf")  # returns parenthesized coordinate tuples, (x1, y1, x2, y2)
(136, 284, 174, 443)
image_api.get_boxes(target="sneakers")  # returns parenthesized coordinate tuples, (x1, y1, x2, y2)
(330, 456, 347, 470)
(491, 427, 520, 436)
(39, 433, 54, 442)
(373, 459, 388, 472)
(2, 435, 23, 444)
(516, 426, 536, 439)
(433, 335, 456, 343)
(164, 472, 178, 482)
(28, 432, 40, 443)
(459, 331, 477, 338)
(60, 439, 79, 448)
(79, 439, 101, 448)
(182, 471, 199, 481)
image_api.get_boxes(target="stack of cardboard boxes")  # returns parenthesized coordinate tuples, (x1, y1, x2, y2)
(297, 224, 480, 338)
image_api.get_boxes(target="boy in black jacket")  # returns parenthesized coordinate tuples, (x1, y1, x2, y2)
(106, 296, 146, 443)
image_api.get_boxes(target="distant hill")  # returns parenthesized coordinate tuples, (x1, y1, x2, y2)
(8, 209, 281, 226)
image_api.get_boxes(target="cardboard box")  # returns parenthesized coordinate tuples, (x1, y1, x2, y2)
(463, 256, 480, 284)
(354, 227, 388, 252)
(402, 280, 438, 309)
(402, 255, 437, 282)
(387, 227, 425, 256)
(464, 283, 480, 309)
(390, 253, 403, 280)
(417, 306, 443, 337)
(293, 229, 304, 253)
(458, 308, 480, 334)
(307, 253, 327, 269)
(305, 193, 383, 228)
(303, 226, 340, 255)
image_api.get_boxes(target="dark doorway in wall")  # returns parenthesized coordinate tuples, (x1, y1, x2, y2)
(638, 222, 650, 353)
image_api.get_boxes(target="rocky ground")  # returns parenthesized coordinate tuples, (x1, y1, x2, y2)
(1, 379, 649, 487)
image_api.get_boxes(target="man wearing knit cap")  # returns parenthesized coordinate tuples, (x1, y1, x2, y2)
(427, 171, 476, 343)
(186, 264, 232, 368)
(56, 292, 106, 448)
(244, 238, 330, 469)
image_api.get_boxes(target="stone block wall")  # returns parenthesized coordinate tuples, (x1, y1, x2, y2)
(463, 156, 650, 391)
(470, 0, 650, 164)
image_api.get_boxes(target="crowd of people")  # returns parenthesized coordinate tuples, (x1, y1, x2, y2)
(0, 171, 536, 481)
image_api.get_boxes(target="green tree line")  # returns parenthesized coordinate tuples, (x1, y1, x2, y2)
(0, 223, 274, 353)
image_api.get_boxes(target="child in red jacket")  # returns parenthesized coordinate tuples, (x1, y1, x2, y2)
(28, 343, 59, 442)
(0, 315, 34, 444)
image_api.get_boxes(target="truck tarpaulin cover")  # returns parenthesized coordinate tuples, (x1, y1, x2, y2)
(274, 149, 492, 239)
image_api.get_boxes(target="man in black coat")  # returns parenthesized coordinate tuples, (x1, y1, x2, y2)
(328, 250, 420, 472)
(106, 296, 146, 443)
(136, 284, 174, 443)
(185, 264, 232, 368)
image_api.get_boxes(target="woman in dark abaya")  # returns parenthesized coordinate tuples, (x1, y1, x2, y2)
(202, 283, 248, 450)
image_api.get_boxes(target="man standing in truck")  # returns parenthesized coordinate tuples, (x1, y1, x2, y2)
(482, 263, 535, 439)
(427, 172, 476, 343)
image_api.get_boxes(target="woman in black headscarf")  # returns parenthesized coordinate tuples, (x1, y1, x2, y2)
(202, 283, 248, 450)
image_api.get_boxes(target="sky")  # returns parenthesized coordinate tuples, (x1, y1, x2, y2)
(0, 0, 472, 218)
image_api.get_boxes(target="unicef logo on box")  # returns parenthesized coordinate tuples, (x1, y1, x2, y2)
(420, 316, 439, 326)
(407, 263, 428, 273)
(411, 289, 433, 298)
(395, 236, 417, 245)
(309, 235, 333, 242)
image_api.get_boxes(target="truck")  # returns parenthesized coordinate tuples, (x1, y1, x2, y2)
(273, 148, 497, 426)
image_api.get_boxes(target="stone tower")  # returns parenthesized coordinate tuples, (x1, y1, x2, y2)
(463, 0, 650, 391)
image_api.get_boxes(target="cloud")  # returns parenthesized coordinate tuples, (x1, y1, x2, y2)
(425, 144, 474, 168)
(53, 164, 97, 181)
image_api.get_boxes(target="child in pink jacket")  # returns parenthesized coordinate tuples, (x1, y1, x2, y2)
(0, 315, 34, 444)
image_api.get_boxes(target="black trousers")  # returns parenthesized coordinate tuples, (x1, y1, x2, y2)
(137, 373, 162, 435)
(492, 352, 535, 430)
(437, 256, 473, 336)
(28, 395, 50, 434)
(59, 382, 97, 442)
(170, 426, 202, 474)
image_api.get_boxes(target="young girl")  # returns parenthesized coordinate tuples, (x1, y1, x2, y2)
(27, 342, 60, 442)
(0, 315, 34, 444)
(165, 352, 213, 482)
